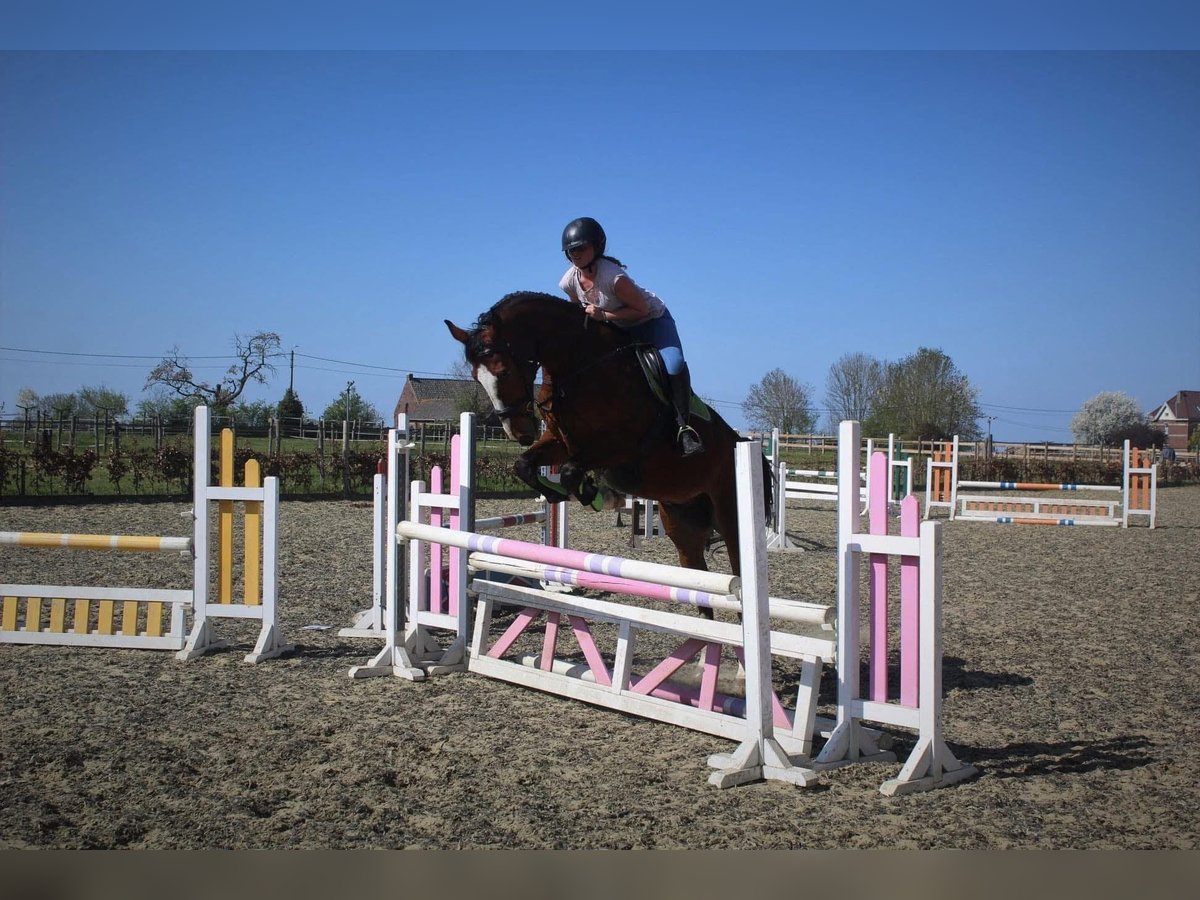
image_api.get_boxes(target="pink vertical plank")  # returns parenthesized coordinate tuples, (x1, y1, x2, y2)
(429, 465, 444, 614)
(900, 495, 920, 707)
(869, 451, 890, 702)
(631, 638, 705, 695)
(448, 433, 461, 617)
(732, 646, 793, 728)
(540, 612, 560, 671)
(697, 642, 722, 713)
(487, 607, 541, 659)
(568, 616, 611, 686)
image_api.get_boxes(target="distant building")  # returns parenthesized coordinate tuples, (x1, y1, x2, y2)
(1148, 390, 1200, 451)
(393, 375, 497, 426)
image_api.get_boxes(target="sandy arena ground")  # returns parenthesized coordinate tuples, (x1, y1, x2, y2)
(1, 484, 1197, 849)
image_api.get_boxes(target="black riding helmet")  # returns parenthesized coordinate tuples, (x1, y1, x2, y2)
(561, 217, 606, 260)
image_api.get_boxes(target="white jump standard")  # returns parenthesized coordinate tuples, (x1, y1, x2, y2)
(924, 436, 1157, 527)
(351, 412, 975, 794)
(0, 406, 292, 662)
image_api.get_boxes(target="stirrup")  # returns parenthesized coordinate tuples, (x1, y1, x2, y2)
(677, 425, 705, 457)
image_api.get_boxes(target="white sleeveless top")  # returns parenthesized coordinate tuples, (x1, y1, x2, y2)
(559, 257, 666, 328)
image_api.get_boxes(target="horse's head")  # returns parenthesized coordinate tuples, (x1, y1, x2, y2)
(445, 307, 542, 446)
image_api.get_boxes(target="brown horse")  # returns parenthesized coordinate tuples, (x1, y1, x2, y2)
(445, 291, 772, 599)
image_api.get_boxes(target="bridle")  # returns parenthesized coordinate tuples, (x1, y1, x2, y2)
(477, 337, 548, 422)
(477, 317, 635, 423)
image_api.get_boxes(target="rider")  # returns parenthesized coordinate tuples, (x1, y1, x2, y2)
(558, 216, 704, 457)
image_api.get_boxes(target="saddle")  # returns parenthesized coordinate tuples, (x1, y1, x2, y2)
(631, 345, 712, 422)
(533, 344, 712, 512)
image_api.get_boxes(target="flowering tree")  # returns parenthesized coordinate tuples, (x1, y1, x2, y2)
(1070, 391, 1146, 445)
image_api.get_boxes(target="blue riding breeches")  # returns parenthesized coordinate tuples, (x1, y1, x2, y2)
(627, 310, 686, 375)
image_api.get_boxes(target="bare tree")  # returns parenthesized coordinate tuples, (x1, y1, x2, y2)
(741, 368, 816, 433)
(145, 332, 281, 411)
(824, 352, 883, 430)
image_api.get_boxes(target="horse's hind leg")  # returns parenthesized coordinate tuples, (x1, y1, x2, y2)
(658, 500, 717, 621)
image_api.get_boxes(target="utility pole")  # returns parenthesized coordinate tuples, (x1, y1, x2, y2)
(289, 348, 297, 392)
(342, 381, 355, 497)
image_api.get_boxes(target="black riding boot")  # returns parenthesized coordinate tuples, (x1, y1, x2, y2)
(668, 365, 705, 457)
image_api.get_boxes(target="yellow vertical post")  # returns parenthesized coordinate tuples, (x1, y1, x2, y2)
(2, 596, 17, 631)
(244, 458, 262, 605)
(74, 599, 90, 634)
(122, 600, 139, 636)
(146, 602, 163, 637)
(219, 429, 234, 604)
(28, 597, 43, 632)
(98, 599, 115, 634)
(49, 597, 67, 633)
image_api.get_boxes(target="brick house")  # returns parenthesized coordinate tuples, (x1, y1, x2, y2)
(1148, 390, 1200, 451)
(392, 375, 498, 426)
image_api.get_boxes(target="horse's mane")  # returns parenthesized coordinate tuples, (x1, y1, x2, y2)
(479, 291, 570, 328)
(466, 291, 630, 362)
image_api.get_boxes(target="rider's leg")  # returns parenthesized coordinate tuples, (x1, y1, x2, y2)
(654, 324, 704, 457)
(666, 361, 704, 457)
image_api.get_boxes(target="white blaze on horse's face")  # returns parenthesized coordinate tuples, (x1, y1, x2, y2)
(474, 365, 521, 442)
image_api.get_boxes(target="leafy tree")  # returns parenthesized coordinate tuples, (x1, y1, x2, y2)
(41, 392, 83, 418)
(135, 392, 198, 423)
(78, 385, 129, 419)
(741, 368, 816, 433)
(277, 388, 304, 420)
(1070, 392, 1147, 446)
(320, 384, 380, 422)
(145, 331, 281, 412)
(229, 400, 276, 426)
(824, 352, 883, 431)
(864, 347, 982, 440)
(1110, 421, 1165, 449)
(15, 387, 39, 411)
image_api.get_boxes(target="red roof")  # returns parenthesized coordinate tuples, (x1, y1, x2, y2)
(1153, 390, 1200, 421)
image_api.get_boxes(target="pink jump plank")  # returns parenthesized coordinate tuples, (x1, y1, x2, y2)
(430, 465, 444, 615)
(568, 615, 612, 686)
(868, 451, 889, 703)
(487, 607, 542, 659)
(697, 642, 722, 713)
(900, 495, 920, 707)
(631, 638, 706, 696)
(541, 612, 560, 671)
(448, 433, 461, 617)
(732, 646, 793, 729)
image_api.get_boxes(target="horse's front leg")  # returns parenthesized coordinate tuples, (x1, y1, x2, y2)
(558, 461, 599, 507)
(512, 433, 572, 503)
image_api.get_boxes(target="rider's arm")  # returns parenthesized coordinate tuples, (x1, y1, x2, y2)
(605, 275, 651, 322)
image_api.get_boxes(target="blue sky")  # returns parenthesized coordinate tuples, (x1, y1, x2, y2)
(2, 5, 1198, 441)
